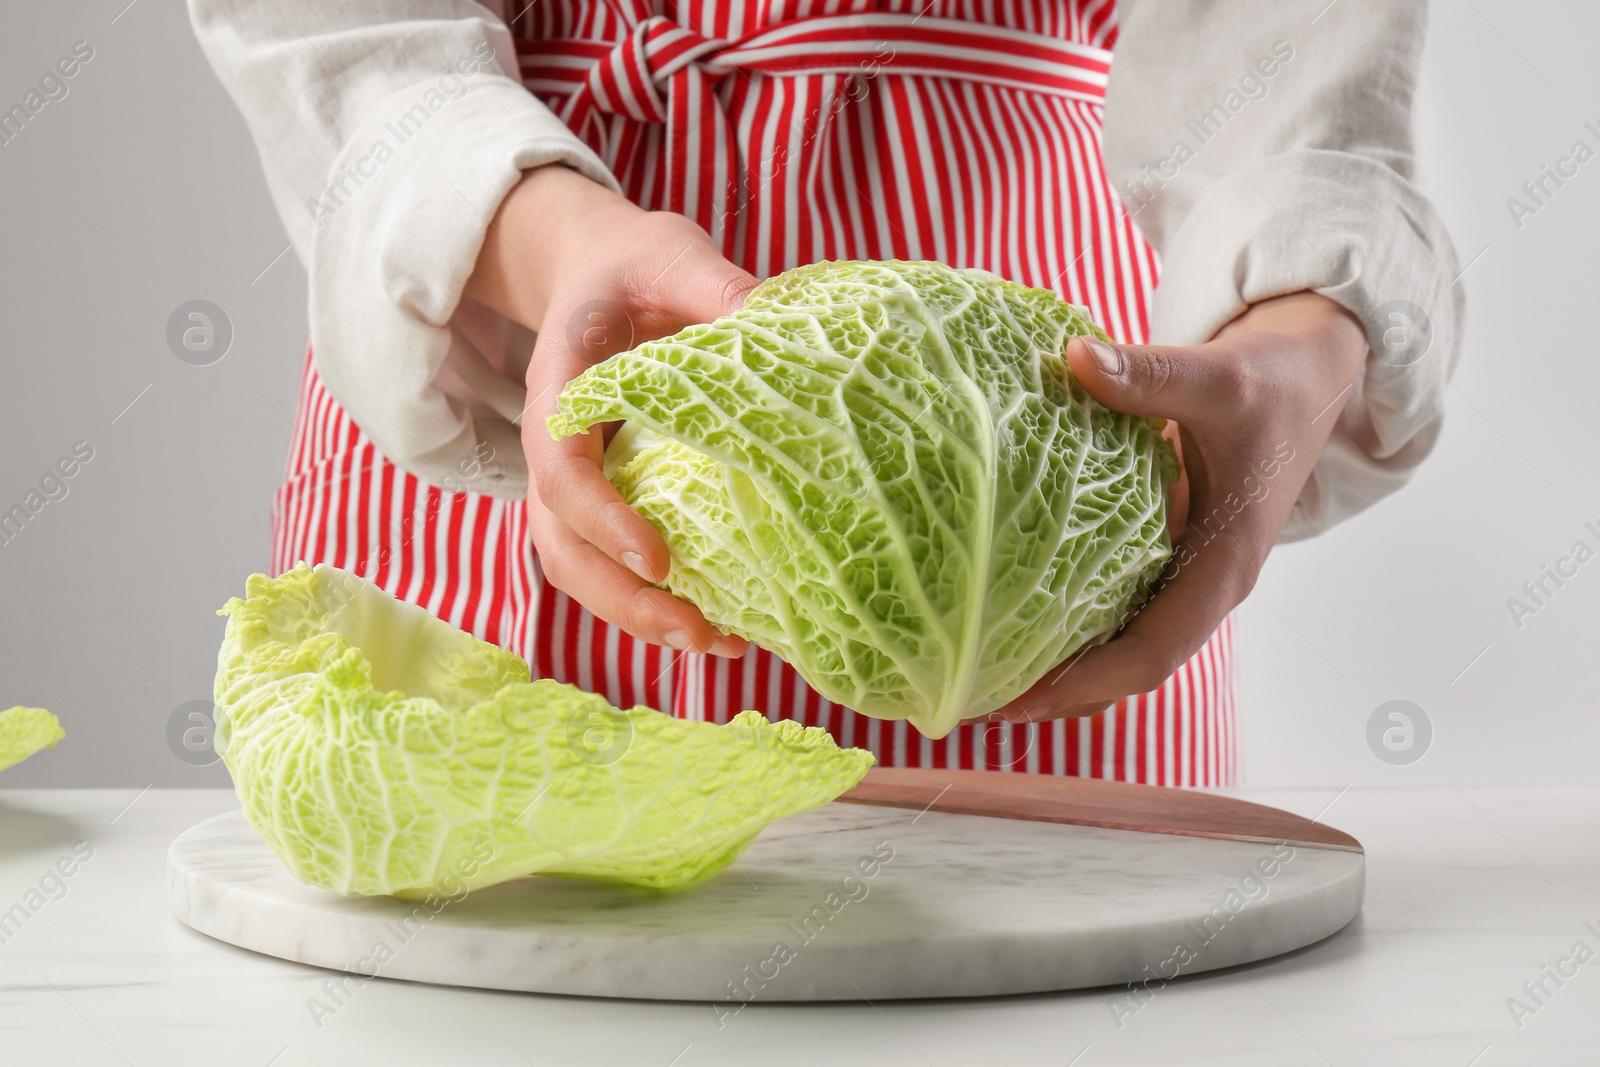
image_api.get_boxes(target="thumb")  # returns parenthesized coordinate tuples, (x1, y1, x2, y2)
(1067, 335, 1241, 423)
(655, 243, 761, 325)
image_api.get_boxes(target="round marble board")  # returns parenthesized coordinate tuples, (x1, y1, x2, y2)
(168, 794, 1363, 1001)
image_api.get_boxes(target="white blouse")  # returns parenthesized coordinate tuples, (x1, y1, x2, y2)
(188, 0, 1462, 542)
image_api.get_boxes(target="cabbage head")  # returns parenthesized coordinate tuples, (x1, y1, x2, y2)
(550, 260, 1176, 739)
(0, 706, 64, 773)
(214, 564, 874, 898)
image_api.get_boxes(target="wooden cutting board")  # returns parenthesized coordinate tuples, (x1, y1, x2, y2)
(169, 768, 1363, 1001)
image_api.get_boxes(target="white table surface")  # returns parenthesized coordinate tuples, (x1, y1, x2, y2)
(1, 786, 1596, 1066)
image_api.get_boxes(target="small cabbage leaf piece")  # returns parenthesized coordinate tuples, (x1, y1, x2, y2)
(550, 260, 1177, 740)
(0, 706, 64, 773)
(214, 564, 875, 898)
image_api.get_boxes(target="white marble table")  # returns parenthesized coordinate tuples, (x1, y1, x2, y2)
(2, 787, 1596, 1065)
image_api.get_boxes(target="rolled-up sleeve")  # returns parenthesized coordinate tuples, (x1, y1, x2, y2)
(189, 0, 616, 497)
(1103, 0, 1463, 541)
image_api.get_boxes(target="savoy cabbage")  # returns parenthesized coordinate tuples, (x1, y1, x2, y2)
(214, 564, 874, 897)
(551, 261, 1176, 738)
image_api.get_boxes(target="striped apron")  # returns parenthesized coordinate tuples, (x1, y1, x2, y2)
(273, 0, 1238, 785)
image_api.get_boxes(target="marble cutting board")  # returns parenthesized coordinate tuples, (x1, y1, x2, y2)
(168, 771, 1364, 1001)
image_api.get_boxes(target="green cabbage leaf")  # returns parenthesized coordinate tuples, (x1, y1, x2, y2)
(0, 706, 64, 773)
(214, 564, 874, 898)
(550, 260, 1176, 738)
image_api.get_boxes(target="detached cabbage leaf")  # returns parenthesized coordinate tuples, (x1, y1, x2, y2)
(551, 260, 1176, 739)
(214, 564, 874, 898)
(0, 706, 64, 773)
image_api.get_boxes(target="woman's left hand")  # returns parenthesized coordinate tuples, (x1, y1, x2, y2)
(976, 290, 1369, 726)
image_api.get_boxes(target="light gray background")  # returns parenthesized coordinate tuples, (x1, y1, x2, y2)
(1, 1, 1593, 787)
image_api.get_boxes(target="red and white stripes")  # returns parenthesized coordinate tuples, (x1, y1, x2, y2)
(273, 0, 1238, 785)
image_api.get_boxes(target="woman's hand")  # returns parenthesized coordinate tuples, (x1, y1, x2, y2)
(982, 291, 1369, 725)
(466, 165, 754, 658)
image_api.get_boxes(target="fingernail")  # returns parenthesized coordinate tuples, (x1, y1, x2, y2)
(621, 551, 655, 582)
(710, 636, 747, 658)
(1083, 338, 1123, 378)
(662, 629, 694, 652)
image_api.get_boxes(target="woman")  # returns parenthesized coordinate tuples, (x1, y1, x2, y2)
(191, 0, 1460, 785)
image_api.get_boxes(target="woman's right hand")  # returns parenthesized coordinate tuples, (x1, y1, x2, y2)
(466, 164, 754, 658)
